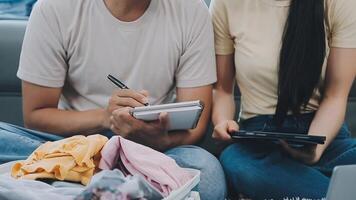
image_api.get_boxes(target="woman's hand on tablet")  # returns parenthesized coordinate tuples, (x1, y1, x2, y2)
(280, 140, 323, 165)
(212, 120, 239, 141)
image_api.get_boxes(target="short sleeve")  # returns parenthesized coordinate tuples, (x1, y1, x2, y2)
(329, 0, 356, 48)
(175, 1, 217, 88)
(209, 0, 234, 55)
(17, 0, 67, 88)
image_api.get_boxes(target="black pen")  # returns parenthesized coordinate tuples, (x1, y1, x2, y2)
(107, 74, 149, 106)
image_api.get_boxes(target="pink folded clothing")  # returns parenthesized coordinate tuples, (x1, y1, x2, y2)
(99, 136, 193, 197)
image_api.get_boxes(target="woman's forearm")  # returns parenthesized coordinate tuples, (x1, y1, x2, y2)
(25, 108, 109, 137)
(308, 48, 356, 157)
(212, 90, 236, 125)
(308, 96, 348, 154)
(212, 54, 237, 126)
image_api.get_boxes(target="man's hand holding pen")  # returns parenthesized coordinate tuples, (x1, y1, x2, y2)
(105, 74, 171, 151)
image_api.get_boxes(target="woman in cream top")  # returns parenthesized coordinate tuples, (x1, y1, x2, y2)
(210, 0, 356, 199)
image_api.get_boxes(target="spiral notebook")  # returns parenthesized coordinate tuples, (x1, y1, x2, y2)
(130, 100, 204, 131)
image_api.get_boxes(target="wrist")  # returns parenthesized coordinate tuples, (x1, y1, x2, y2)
(214, 118, 230, 126)
(98, 109, 111, 130)
(160, 136, 173, 151)
(315, 145, 326, 160)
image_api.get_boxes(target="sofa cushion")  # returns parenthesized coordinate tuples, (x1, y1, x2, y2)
(0, 20, 26, 93)
(0, 20, 26, 125)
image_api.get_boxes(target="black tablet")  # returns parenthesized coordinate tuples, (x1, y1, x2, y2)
(232, 130, 326, 145)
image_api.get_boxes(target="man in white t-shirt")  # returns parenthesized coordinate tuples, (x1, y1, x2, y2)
(0, 0, 226, 199)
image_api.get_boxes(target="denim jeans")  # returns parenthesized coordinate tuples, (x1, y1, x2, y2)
(0, 122, 227, 200)
(220, 113, 356, 200)
(0, 122, 64, 163)
(166, 145, 227, 200)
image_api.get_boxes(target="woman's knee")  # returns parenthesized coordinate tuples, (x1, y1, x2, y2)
(220, 144, 252, 176)
(220, 144, 267, 194)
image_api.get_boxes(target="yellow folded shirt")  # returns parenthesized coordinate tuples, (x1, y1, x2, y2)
(11, 134, 108, 185)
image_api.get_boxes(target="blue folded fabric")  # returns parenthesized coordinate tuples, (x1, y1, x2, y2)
(75, 169, 163, 200)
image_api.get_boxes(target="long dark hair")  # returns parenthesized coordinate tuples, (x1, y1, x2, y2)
(275, 0, 326, 126)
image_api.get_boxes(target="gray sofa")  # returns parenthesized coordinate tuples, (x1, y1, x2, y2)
(0, 19, 355, 155)
(0, 20, 26, 126)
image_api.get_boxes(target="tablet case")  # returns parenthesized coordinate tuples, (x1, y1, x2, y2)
(232, 130, 326, 145)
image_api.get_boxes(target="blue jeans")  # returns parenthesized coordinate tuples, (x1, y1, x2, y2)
(220, 113, 356, 200)
(166, 145, 227, 200)
(0, 122, 226, 200)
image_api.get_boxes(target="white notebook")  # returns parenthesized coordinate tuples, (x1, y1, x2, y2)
(130, 100, 204, 131)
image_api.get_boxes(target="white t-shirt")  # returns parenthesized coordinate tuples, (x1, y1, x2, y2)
(17, 0, 217, 111)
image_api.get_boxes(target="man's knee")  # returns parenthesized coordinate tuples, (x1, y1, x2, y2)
(166, 145, 222, 170)
(166, 145, 227, 200)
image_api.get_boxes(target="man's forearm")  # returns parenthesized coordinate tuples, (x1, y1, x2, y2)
(25, 108, 109, 137)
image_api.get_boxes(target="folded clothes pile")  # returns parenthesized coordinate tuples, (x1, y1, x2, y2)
(8, 135, 195, 199)
(0, 169, 199, 200)
(11, 135, 108, 185)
